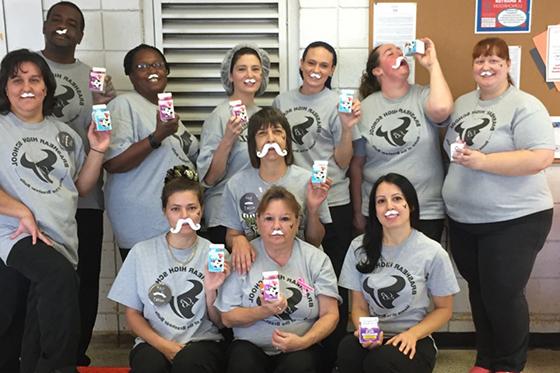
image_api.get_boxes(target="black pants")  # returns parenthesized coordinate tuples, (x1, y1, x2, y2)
(449, 209, 552, 372)
(337, 333, 436, 373)
(0, 237, 80, 373)
(417, 219, 444, 243)
(76, 208, 104, 365)
(321, 203, 353, 373)
(130, 340, 225, 373)
(227, 339, 321, 373)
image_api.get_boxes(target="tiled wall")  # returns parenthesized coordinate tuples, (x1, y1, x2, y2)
(31, 0, 559, 334)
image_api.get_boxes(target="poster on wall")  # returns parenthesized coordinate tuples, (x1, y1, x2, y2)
(475, 0, 532, 33)
(546, 25, 560, 82)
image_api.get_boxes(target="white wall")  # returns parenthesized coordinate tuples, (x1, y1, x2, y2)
(4, 0, 558, 335)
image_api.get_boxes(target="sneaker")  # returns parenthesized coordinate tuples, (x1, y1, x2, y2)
(469, 367, 492, 373)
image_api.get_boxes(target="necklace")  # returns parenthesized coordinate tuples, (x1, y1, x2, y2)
(166, 236, 198, 266)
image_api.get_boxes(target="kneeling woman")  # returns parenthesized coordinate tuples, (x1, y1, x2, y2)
(108, 166, 230, 373)
(337, 173, 459, 373)
(216, 186, 340, 373)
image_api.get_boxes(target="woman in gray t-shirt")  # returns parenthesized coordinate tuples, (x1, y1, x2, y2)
(443, 37, 554, 373)
(338, 173, 459, 373)
(350, 38, 453, 242)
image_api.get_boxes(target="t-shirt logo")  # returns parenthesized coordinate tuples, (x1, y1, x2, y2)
(363, 276, 405, 309)
(169, 279, 203, 319)
(240, 192, 259, 240)
(368, 109, 421, 155)
(454, 118, 490, 146)
(53, 85, 75, 118)
(20, 149, 57, 183)
(282, 106, 322, 153)
(172, 131, 193, 156)
(376, 116, 411, 147)
(257, 285, 303, 322)
(292, 116, 314, 145)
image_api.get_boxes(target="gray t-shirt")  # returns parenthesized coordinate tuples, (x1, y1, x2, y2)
(215, 237, 340, 354)
(356, 85, 445, 219)
(219, 165, 332, 241)
(0, 113, 85, 266)
(108, 234, 223, 346)
(339, 230, 459, 335)
(197, 100, 259, 227)
(442, 86, 554, 223)
(105, 92, 199, 248)
(40, 52, 103, 210)
(272, 88, 361, 207)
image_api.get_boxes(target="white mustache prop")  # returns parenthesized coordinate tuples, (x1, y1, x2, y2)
(310, 73, 321, 79)
(56, 29, 67, 35)
(256, 142, 288, 158)
(244, 78, 256, 84)
(20, 92, 35, 98)
(170, 218, 201, 233)
(392, 56, 405, 69)
(148, 74, 159, 80)
(480, 71, 493, 77)
(385, 210, 399, 217)
(271, 229, 284, 236)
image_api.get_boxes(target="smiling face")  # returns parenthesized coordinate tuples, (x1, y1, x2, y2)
(300, 46, 335, 92)
(43, 3, 84, 50)
(128, 48, 168, 102)
(164, 190, 202, 236)
(372, 44, 409, 81)
(6, 62, 47, 122)
(257, 199, 299, 246)
(374, 181, 412, 231)
(230, 53, 262, 97)
(472, 52, 510, 95)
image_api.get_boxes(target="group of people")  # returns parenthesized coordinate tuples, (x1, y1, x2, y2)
(0, 1, 555, 373)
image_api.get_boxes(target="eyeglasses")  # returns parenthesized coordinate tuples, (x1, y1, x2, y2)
(135, 62, 166, 70)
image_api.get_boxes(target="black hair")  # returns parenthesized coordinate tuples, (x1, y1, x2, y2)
(161, 165, 203, 209)
(46, 1, 85, 32)
(247, 107, 294, 168)
(356, 173, 420, 273)
(123, 44, 170, 76)
(0, 49, 57, 116)
(299, 41, 337, 89)
(358, 45, 383, 99)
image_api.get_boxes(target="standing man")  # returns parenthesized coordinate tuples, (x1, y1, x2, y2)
(41, 1, 115, 366)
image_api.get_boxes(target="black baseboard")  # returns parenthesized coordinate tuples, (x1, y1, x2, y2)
(433, 332, 560, 349)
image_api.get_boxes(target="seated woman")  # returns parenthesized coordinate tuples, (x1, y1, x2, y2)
(215, 186, 340, 373)
(337, 173, 459, 373)
(108, 166, 230, 373)
(104, 44, 199, 260)
(0, 49, 109, 373)
(219, 107, 332, 274)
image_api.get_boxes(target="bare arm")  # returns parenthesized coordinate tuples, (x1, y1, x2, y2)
(221, 295, 288, 328)
(125, 307, 184, 361)
(453, 148, 553, 176)
(334, 99, 362, 169)
(104, 114, 179, 174)
(349, 290, 370, 330)
(226, 228, 256, 275)
(416, 38, 453, 124)
(204, 262, 231, 329)
(304, 181, 330, 247)
(203, 116, 243, 186)
(75, 124, 110, 196)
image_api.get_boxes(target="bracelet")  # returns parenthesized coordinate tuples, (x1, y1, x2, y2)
(90, 147, 105, 154)
(148, 133, 162, 149)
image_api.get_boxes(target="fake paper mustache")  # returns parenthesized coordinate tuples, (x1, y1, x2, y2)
(310, 73, 321, 79)
(256, 142, 288, 158)
(20, 92, 35, 98)
(148, 74, 159, 80)
(56, 29, 67, 35)
(384, 210, 399, 217)
(480, 71, 493, 77)
(271, 229, 284, 236)
(392, 56, 405, 69)
(170, 218, 201, 233)
(244, 78, 256, 84)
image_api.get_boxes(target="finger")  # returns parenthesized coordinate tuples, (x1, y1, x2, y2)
(240, 255, 248, 274)
(38, 232, 53, 246)
(409, 346, 416, 359)
(10, 225, 24, 241)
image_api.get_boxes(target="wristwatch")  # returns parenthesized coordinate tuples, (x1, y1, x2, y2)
(148, 133, 161, 149)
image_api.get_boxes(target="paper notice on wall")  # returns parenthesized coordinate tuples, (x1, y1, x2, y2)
(373, 3, 417, 83)
(546, 25, 560, 82)
(508, 46, 521, 88)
